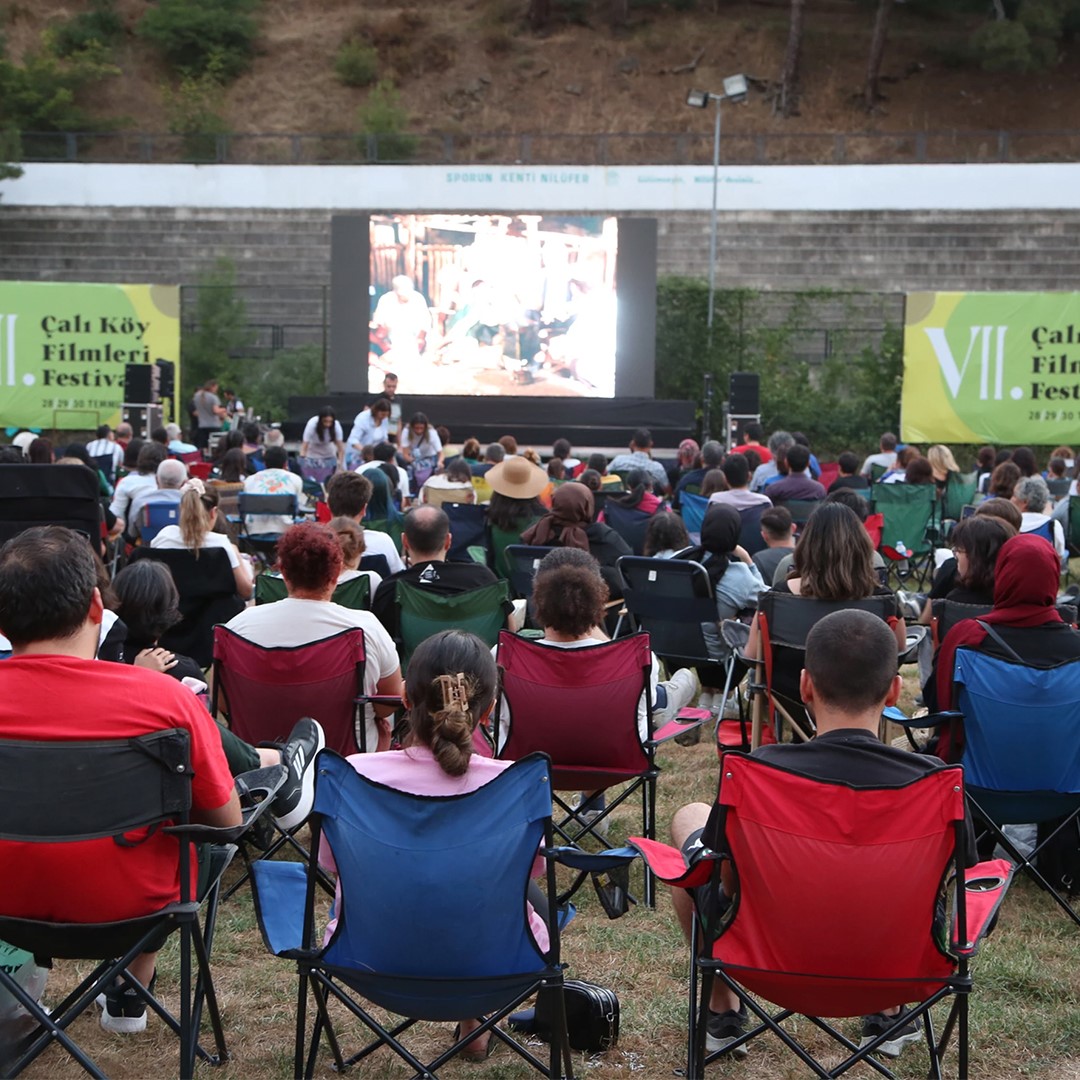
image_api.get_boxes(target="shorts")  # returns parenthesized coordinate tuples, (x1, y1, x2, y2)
(681, 827, 732, 919)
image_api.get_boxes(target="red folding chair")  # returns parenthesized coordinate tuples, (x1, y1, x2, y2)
(493, 629, 706, 906)
(633, 753, 1012, 1078)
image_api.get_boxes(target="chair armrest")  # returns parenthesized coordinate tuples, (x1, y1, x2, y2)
(356, 695, 405, 709)
(882, 706, 960, 729)
(627, 836, 719, 889)
(899, 625, 928, 666)
(168, 764, 287, 844)
(651, 707, 712, 745)
(541, 845, 639, 873)
(721, 619, 750, 656)
(953, 859, 1014, 957)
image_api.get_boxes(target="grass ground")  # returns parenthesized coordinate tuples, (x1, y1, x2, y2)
(14, 661, 1080, 1079)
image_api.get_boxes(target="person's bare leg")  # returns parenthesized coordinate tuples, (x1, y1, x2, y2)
(670, 803, 740, 1014)
(128, 952, 156, 989)
(257, 748, 280, 768)
(457, 1016, 489, 1057)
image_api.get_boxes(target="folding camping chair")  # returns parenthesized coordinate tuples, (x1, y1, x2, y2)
(493, 630, 706, 907)
(603, 502, 652, 555)
(904, 648, 1080, 928)
(396, 579, 509, 670)
(254, 571, 371, 611)
(444, 501, 490, 564)
(872, 482, 938, 587)
(736, 503, 767, 556)
(0, 730, 284, 1080)
(212, 625, 373, 900)
(234, 493, 299, 565)
(298, 461, 336, 492)
(680, 491, 708, 536)
(773, 499, 821, 533)
(942, 472, 979, 528)
(128, 547, 244, 668)
(250, 751, 636, 1080)
(139, 500, 180, 544)
(505, 543, 557, 605)
(0, 463, 102, 545)
(632, 754, 1011, 1078)
(749, 592, 902, 747)
(90, 453, 117, 487)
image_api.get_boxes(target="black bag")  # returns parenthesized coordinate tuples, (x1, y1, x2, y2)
(534, 980, 619, 1053)
(1036, 816, 1080, 898)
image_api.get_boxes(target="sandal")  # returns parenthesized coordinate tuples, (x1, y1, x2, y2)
(452, 1023, 496, 1062)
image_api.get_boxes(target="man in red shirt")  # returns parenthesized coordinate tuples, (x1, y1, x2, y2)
(0, 526, 242, 1034)
(732, 422, 772, 464)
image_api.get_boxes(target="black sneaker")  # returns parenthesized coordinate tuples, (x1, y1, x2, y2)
(96, 972, 156, 1035)
(859, 1007, 922, 1058)
(705, 1007, 748, 1057)
(272, 718, 325, 832)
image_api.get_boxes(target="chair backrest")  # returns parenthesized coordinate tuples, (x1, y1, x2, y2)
(863, 511, 884, 549)
(817, 461, 840, 491)
(773, 499, 821, 528)
(871, 482, 936, 554)
(712, 753, 961, 1017)
(1047, 477, 1071, 502)
(489, 522, 535, 579)
(129, 547, 243, 668)
(680, 491, 708, 535)
(176, 451, 202, 465)
(444, 502, 489, 563)
(504, 544, 556, 601)
(954, 648, 1080, 804)
(213, 625, 369, 755)
(1025, 518, 1055, 545)
(869, 461, 889, 483)
(254, 572, 371, 611)
(140, 500, 181, 543)
(471, 474, 494, 504)
(942, 472, 978, 521)
(397, 579, 508, 669)
(0, 464, 101, 544)
(317, 751, 555, 994)
(494, 630, 651, 790)
(931, 599, 992, 644)
(91, 453, 116, 485)
(602, 502, 652, 556)
(1069, 496, 1080, 556)
(299, 461, 336, 487)
(359, 553, 391, 578)
(737, 503, 767, 555)
(237, 492, 298, 521)
(618, 556, 718, 669)
(188, 461, 213, 481)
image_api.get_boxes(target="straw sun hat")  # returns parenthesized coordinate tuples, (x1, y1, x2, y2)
(485, 455, 548, 499)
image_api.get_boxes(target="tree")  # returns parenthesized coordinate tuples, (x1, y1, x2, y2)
(0, 129, 22, 197)
(864, 0, 894, 110)
(777, 0, 804, 117)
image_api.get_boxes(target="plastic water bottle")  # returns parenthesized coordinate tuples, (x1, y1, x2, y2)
(895, 541, 909, 557)
(0, 940, 48, 1026)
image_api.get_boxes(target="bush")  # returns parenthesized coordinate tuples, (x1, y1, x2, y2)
(138, 0, 259, 80)
(238, 344, 325, 421)
(356, 79, 416, 162)
(0, 127, 22, 191)
(335, 39, 378, 87)
(162, 57, 228, 161)
(49, 0, 124, 59)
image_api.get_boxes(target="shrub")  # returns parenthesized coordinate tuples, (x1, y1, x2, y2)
(138, 0, 259, 80)
(0, 127, 22, 192)
(334, 39, 378, 87)
(356, 79, 416, 161)
(181, 259, 255, 404)
(971, 17, 1037, 71)
(49, 0, 124, 59)
(239, 344, 325, 421)
(162, 60, 228, 161)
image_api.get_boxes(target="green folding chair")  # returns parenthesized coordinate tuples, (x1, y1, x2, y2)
(490, 521, 540, 579)
(872, 482, 937, 587)
(254, 571, 371, 610)
(396, 579, 510, 670)
(942, 471, 978, 526)
(363, 516, 403, 552)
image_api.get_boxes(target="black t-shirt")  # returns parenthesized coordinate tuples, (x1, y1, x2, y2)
(372, 559, 508, 640)
(928, 557, 958, 601)
(827, 475, 870, 493)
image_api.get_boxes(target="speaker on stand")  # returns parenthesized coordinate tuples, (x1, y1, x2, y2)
(726, 371, 761, 453)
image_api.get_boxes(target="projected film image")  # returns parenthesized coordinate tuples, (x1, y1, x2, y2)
(368, 214, 618, 397)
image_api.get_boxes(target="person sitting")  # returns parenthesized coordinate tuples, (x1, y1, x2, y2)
(586, 451, 623, 490)
(400, 412, 444, 488)
(700, 469, 728, 499)
(1012, 474, 1065, 560)
(927, 444, 960, 497)
(327, 628, 551, 1060)
(975, 445, 997, 495)
(766, 443, 825, 504)
(732, 421, 772, 464)
(150, 478, 253, 599)
(987, 459, 1021, 500)
(165, 422, 198, 457)
(328, 515, 382, 594)
(708, 454, 770, 510)
(578, 468, 602, 493)
(609, 428, 670, 494)
(521, 482, 632, 601)
(553, 436, 582, 476)
(225, 522, 403, 752)
(240, 444, 305, 536)
(127, 458, 187, 544)
(859, 431, 898, 479)
(27, 438, 54, 464)
(752, 505, 796, 584)
(326, 471, 405, 574)
(827, 451, 870, 493)
(668, 437, 701, 490)
(471, 442, 503, 478)
(673, 440, 723, 509)
(485, 455, 548, 573)
(643, 511, 690, 559)
(667, 609, 975, 1058)
(85, 423, 124, 475)
(1011, 446, 1038, 478)
(372, 506, 511, 642)
(358, 442, 410, 508)
(601, 467, 663, 519)
(210, 447, 251, 487)
(419, 458, 476, 507)
(750, 431, 795, 492)
(461, 437, 482, 466)
(903, 455, 935, 487)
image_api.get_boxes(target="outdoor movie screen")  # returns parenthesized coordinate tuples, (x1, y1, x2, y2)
(368, 213, 618, 398)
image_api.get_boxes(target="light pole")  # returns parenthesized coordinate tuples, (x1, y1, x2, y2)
(687, 75, 748, 343)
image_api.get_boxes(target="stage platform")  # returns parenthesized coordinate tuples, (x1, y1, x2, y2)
(285, 396, 697, 453)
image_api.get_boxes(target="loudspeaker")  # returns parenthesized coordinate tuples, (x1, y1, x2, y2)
(124, 363, 159, 404)
(121, 404, 164, 440)
(729, 371, 760, 415)
(154, 358, 175, 400)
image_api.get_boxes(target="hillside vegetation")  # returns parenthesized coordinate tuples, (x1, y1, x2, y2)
(2, 0, 1080, 158)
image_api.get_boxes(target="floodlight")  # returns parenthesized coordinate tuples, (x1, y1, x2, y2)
(722, 74, 749, 103)
(686, 89, 709, 109)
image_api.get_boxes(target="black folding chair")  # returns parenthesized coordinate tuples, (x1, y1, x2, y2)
(0, 463, 102, 545)
(444, 502, 490, 564)
(235, 493, 299, 566)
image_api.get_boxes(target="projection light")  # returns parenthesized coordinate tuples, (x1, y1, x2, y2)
(686, 89, 709, 109)
(722, 74, 748, 103)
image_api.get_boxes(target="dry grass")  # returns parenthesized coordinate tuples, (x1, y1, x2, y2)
(15, 667, 1080, 1078)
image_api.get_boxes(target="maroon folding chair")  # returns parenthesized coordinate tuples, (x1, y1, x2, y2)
(493, 629, 706, 907)
(633, 753, 1012, 1078)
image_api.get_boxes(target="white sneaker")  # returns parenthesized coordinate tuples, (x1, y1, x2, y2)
(653, 668, 701, 725)
(697, 691, 715, 712)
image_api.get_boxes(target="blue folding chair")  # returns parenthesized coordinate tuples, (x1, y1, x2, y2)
(680, 491, 708, 536)
(444, 502, 490, 564)
(602, 503, 652, 556)
(140, 500, 181, 543)
(251, 750, 636, 1078)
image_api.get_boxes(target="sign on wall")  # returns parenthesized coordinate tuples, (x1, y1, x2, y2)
(0, 282, 179, 431)
(902, 291, 1080, 445)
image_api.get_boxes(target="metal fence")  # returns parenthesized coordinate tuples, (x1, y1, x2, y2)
(19, 128, 1080, 166)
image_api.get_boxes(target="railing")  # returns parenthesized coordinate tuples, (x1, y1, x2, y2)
(17, 129, 1080, 167)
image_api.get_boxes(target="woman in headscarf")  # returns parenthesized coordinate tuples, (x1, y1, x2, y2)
(522, 481, 631, 599)
(679, 503, 767, 621)
(668, 437, 700, 489)
(930, 533, 1080, 760)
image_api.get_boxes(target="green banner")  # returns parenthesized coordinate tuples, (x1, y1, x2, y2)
(903, 290, 1080, 445)
(0, 282, 180, 431)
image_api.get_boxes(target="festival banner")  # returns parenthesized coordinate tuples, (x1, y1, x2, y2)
(0, 282, 179, 431)
(903, 291, 1080, 445)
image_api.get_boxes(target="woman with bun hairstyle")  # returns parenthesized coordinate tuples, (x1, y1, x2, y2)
(326, 629, 549, 1060)
(150, 477, 253, 598)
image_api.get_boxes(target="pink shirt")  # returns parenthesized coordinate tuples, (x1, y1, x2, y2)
(322, 745, 549, 950)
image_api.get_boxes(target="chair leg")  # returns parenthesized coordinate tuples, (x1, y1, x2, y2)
(644, 777, 656, 908)
(687, 945, 702, 1080)
(957, 993, 969, 1079)
(179, 923, 195, 1080)
(922, 1007, 940, 1080)
(190, 917, 228, 1065)
(294, 971, 308, 1080)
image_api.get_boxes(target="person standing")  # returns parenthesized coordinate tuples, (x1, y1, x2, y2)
(193, 379, 227, 452)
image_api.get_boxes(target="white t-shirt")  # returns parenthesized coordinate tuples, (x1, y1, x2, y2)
(359, 527, 405, 574)
(1020, 511, 1066, 559)
(400, 427, 442, 460)
(338, 567, 383, 593)
(242, 468, 305, 535)
(302, 418, 344, 459)
(359, 460, 410, 507)
(86, 438, 124, 472)
(860, 451, 897, 477)
(225, 598, 401, 752)
(109, 472, 157, 521)
(346, 411, 389, 450)
(151, 526, 241, 568)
